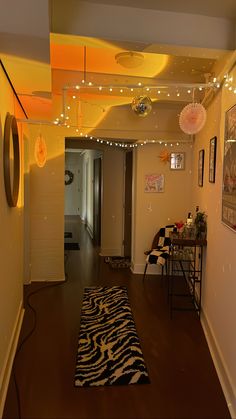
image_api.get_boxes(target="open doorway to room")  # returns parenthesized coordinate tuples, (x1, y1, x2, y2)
(64, 148, 84, 250)
(64, 138, 133, 261)
(64, 140, 103, 250)
(93, 156, 102, 246)
(123, 150, 133, 258)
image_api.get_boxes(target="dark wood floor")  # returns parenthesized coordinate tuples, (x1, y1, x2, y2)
(3, 221, 230, 419)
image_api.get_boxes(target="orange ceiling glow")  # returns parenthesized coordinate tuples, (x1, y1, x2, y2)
(50, 35, 168, 79)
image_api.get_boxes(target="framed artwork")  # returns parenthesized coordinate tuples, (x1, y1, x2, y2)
(198, 149, 205, 187)
(144, 174, 164, 192)
(170, 152, 185, 170)
(209, 136, 217, 183)
(222, 104, 236, 231)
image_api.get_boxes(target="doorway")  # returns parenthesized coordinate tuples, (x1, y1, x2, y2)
(93, 157, 102, 246)
(64, 138, 128, 258)
(64, 149, 82, 248)
(123, 151, 133, 257)
(64, 141, 103, 249)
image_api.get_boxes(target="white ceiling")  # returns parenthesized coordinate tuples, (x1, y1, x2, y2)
(82, 0, 236, 19)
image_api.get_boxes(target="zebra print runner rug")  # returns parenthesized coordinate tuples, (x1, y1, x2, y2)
(75, 286, 150, 387)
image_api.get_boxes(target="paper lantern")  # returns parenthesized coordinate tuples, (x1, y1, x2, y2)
(179, 103, 206, 135)
(35, 135, 47, 167)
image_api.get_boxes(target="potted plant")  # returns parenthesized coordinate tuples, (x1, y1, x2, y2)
(194, 211, 207, 239)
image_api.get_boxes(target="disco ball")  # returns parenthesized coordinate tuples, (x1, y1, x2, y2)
(131, 96, 152, 117)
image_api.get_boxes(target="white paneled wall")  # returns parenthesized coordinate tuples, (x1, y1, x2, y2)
(28, 125, 65, 282)
(0, 65, 25, 417)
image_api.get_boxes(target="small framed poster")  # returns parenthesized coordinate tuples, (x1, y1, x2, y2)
(170, 152, 185, 170)
(144, 174, 164, 193)
(198, 149, 205, 187)
(209, 136, 217, 183)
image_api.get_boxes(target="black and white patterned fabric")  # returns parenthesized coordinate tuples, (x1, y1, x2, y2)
(75, 286, 150, 387)
(146, 225, 177, 266)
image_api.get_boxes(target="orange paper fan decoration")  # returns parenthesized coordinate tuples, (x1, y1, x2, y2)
(35, 134, 47, 167)
(159, 150, 170, 163)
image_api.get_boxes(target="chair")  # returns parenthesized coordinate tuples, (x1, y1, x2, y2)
(143, 224, 177, 281)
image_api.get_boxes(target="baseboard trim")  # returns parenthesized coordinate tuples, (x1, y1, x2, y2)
(99, 248, 122, 257)
(30, 277, 65, 282)
(131, 263, 162, 275)
(201, 309, 236, 418)
(0, 301, 24, 418)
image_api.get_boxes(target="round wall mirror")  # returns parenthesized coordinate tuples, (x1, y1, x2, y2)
(3, 113, 20, 207)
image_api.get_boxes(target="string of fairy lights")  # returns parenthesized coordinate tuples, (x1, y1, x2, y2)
(94, 138, 191, 148)
(52, 79, 216, 148)
(54, 81, 220, 129)
(223, 74, 236, 93)
(56, 129, 193, 149)
(17, 71, 236, 149)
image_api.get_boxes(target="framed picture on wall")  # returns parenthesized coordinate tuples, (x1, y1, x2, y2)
(144, 174, 164, 192)
(198, 149, 205, 187)
(222, 104, 236, 231)
(209, 136, 217, 183)
(170, 152, 185, 170)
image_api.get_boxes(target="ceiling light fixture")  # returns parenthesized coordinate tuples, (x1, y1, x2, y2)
(115, 51, 144, 68)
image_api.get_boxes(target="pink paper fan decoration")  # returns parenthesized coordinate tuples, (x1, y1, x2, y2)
(179, 103, 207, 135)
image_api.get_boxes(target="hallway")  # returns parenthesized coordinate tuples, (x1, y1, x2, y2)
(3, 222, 230, 419)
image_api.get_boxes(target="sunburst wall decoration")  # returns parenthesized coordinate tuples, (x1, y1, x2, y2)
(159, 150, 170, 163)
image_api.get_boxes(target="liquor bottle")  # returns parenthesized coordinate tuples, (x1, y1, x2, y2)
(187, 212, 193, 226)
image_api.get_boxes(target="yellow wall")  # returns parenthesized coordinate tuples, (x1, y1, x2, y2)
(132, 142, 193, 273)
(101, 148, 124, 256)
(193, 81, 236, 416)
(0, 65, 25, 414)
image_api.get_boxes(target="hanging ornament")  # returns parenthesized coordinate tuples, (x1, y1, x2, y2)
(131, 96, 152, 117)
(159, 150, 170, 163)
(65, 169, 74, 185)
(35, 134, 47, 167)
(179, 103, 207, 135)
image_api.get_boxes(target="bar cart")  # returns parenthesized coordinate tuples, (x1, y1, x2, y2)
(168, 233, 207, 318)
